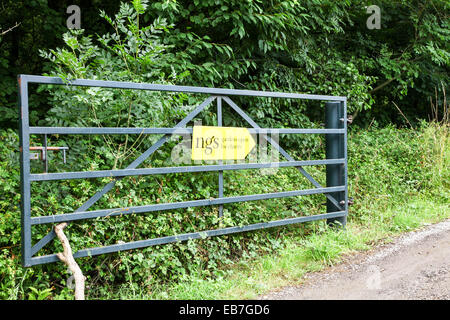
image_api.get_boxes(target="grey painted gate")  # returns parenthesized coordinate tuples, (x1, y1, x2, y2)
(18, 75, 348, 267)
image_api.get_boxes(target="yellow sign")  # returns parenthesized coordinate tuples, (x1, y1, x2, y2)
(191, 126, 256, 160)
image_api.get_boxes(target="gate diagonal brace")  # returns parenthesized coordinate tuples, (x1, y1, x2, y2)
(30, 96, 216, 256)
(222, 96, 343, 211)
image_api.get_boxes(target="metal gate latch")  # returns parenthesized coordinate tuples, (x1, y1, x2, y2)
(29, 146, 69, 172)
(340, 115, 353, 125)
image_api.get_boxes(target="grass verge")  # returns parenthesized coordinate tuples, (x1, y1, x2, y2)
(109, 196, 448, 300)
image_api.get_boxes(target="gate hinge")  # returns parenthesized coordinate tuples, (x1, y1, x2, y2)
(339, 197, 354, 207)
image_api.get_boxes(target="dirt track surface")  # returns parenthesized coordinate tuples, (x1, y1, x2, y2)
(259, 219, 450, 300)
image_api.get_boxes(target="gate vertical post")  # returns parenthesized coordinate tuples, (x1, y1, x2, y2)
(18, 75, 32, 266)
(217, 96, 224, 217)
(42, 134, 48, 173)
(325, 101, 346, 228)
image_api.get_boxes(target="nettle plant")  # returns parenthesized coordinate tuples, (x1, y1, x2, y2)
(39, 0, 193, 170)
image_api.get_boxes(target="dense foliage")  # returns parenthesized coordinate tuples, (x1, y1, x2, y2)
(0, 0, 449, 128)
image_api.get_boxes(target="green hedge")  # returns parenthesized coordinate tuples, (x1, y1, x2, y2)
(0, 121, 448, 299)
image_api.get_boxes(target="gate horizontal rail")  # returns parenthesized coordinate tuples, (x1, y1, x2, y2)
(29, 126, 345, 135)
(22, 75, 346, 101)
(18, 74, 348, 267)
(30, 211, 347, 266)
(29, 159, 345, 181)
(30, 186, 346, 225)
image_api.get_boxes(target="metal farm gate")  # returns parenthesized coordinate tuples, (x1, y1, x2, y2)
(18, 75, 349, 267)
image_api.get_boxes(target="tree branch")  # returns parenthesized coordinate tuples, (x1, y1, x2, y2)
(54, 223, 86, 300)
(0, 22, 21, 36)
(369, 78, 395, 94)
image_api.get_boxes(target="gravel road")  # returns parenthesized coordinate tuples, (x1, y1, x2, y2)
(259, 219, 450, 300)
